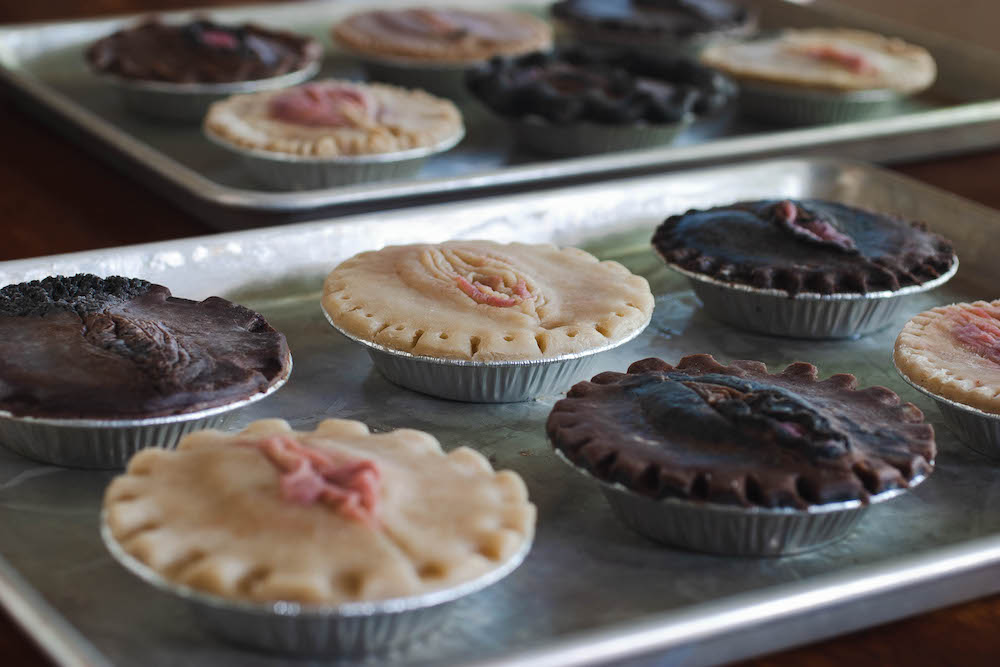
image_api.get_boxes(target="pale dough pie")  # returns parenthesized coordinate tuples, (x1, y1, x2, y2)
(332, 7, 552, 64)
(103, 418, 535, 605)
(322, 241, 655, 362)
(204, 79, 463, 158)
(895, 300, 1000, 415)
(701, 28, 936, 93)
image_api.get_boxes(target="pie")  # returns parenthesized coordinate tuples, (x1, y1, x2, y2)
(86, 18, 322, 84)
(103, 418, 535, 604)
(547, 354, 935, 508)
(700, 28, 936, 93)
(466, 47, 735, 125)
(0, 274, 290, 419)
(895, 300, 1000, 414)
(322, 240, 655, 362)
(652, 199, 956, 295)
(332, 7, 552, 64)
(204, 79, 464, 157)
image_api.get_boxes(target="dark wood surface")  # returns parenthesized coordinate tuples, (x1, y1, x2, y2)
(4, 1, 1000, 665)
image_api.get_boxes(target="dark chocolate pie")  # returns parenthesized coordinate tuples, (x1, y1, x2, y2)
(0, 274, 291, 419)
(467, 48, 735, 125)
(652, 199, 956, 295)
(547, 354, 935, 508)
(86, 19, 322, 84)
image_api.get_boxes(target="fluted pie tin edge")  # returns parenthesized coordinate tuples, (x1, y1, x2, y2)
(737, 79, 905, 126)
(100, 518, 532, 655)
(509, 114, 693, 157)
(660, 255, 959, 339)
(554, 449, 928, 557)
(93, 61, 321, 122)
(321, 305, 652, 403)
(0, 358, 291, 469)
(894, 356, 1000, 457)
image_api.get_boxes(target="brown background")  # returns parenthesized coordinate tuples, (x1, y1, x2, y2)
(3, 1, 1000, 665)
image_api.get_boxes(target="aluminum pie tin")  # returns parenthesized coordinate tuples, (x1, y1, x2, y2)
(554, 449, 928, 557)
(92, 61, 321, 123)
(100, 517, 532, 655)
(736, 79, 905, 126)
(660, 255, 959, 339)
(0, 359, 291, 469)
(509, 114, 693, 157)
(205, 126, 465, 191)
(894, 356, 1000, 457)
(322, 305, 652, 403)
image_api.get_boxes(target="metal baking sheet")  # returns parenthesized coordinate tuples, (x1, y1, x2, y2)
(2, 158, 1000, 667)
(3, 1, 1000, 228)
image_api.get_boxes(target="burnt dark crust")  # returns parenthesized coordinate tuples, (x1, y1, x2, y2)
(0, 274, 290, 419)
(86, 19, 322, 84)
(466, 48, 735, 125)
(651, 199, 957, 295)
(551, 0, 751, 38)
(547, 354, 935, 509)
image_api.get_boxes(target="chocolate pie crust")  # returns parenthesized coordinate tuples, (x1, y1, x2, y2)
(652, 199, 956, 296)
(547, 354, 935, 508)
(0, 274, 290, 419)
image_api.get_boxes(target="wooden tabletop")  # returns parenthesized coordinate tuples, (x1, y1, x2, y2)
(3, 1, 1000, 666)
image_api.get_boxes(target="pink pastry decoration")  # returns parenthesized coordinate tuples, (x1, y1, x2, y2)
(950, 306, 1000, 364)
(268, 83, 376, 128)
(795, 44, 876, 75)
(455, 274, 534, 308)
(250, 435, 381, 525)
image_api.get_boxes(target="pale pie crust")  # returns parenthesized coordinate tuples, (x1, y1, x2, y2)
(700, 28, 936, 93)
(895, 300, 1000, 414)
(332, 8, 552, 64)
(204, 79, 463, 158)
(322, 241, 655, 362)
(103, 418, 535, 605)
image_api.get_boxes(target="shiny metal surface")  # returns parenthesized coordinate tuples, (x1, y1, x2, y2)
(2, 159, 1000, 667)
(100, 520, 532, 655)
(2, 1, 1000, 223)
(664, 259, 960, 339)
(0, 363, 291, 469)
(323, 307, 653, 402)
(894, 357, 1000, 458)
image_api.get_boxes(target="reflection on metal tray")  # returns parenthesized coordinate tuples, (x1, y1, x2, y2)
(3, 0, 1000, 227)
(1, 158, 1000, 667)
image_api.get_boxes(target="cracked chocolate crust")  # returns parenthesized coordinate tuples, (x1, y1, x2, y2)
(551, 0, 751, 38)
(467, 48, 735, 125)
(547, 354, 934, 509)
(0, 275, 290, 419)
(87, 19, 322, 84)
(652, 199, 956, 295)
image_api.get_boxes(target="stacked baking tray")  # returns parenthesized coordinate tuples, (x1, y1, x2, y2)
(2, 158, 1000, 667)
(2, 0, 1000, 226)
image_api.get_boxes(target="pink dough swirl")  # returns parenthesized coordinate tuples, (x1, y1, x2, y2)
(268, 83, 377, 128)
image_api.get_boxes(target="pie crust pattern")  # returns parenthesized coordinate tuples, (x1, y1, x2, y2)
(895, 300, 1000, 415)
(547, 354, 935, 508)
(204, 79, 463, 157)
(104, 418, 535, 604)
(700, 28, 936, 93)
(322, 241, 654, 361)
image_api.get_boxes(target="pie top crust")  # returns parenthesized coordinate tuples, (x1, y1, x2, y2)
(87, 19, 322, 84)
(204, 79, 463, 158)
(700, 28, 936, 93)
(322, 241, 654, 362)
(0, 274, 290, 419)
(547, 354, 935, 508)
(652, 199, 956, 296)
(895, 300, 1000, 415)
(332, 8, 552, 64)
(551, 0, 751, 38)
(103, 418, 535, 605)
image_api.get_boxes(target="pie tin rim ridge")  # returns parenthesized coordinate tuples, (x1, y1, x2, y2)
(893, 355, 1000, 422)
(0, 355, 293, 426)
(320, 304, 654, 367)
(203, 123, 466, 165)
(100, 515, 533, 618)
(659, 252, 960, 301)
(552, 447, 929, 516)
(90, 60, 322, 96)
